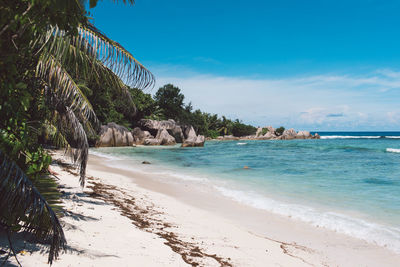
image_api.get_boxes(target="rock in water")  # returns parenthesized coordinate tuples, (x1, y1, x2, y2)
(296, 130, 311, 139)
(181, 126, 205, 147)
(281, 128, 297, 140)
(97, 123, 134, 147)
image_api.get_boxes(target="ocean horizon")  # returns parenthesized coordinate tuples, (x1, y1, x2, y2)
(92, 131, 400, 254)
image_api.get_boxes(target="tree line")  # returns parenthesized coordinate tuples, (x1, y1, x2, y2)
(95, 83, 257, 138)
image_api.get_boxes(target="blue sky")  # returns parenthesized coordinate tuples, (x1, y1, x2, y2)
(89, 0, 400, 131)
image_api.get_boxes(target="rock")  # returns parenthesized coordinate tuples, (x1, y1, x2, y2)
(168, 125, 184, 143)
(263, 132, 276, 139)
(139, 119, 177, 130)
(182, 135, 205, 147)
(281, 128, 297, 140)
(155, 129, 176, 145)
(195, 135, 205, 146)
(296, 130, 311, 139)
(266, 126, 276, 134)
(98, 127, 114, 147)
(184, 126, 197, 142)
(221, 135, 240, 140)
(181, 126, 205, 147)
(142, 161, 151, 164)
(97, 123, 134, 147)
(255, 127, 263, 137)
(241, 135, 256, 140)
(132, 127, 153, 145)
(139, 119, 184, 143)
(314, 133, 321, 139)
(144, 138, 162, 146)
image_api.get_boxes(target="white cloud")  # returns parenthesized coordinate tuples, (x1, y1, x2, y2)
(149, 66, 400, 130)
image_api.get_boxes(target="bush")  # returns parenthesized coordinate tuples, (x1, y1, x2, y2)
(275, 126, 285, 136)
(206, 129, 219, 139)
(261, 128, 269, 135)
(231, 121, 257, 137)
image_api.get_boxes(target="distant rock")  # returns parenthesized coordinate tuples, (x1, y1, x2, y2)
(97, 123, 134, 147)
(255, 127, 263, 137)
(263, 131, 277, 139)
(219, 135, 240, 141)
(314, 133, 320, 139)
(142, 161, 151, 164)
(281, 128, 297, 140)
(296, 130, 311, 139)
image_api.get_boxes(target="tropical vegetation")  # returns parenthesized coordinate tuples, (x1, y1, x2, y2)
(104, 83, 257, 137)
(0, 0, 154, 264)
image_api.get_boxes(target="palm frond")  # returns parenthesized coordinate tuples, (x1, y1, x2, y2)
(39, 27, 137, 116)
(0, 150, 66, 264)
(37, 54, 99, 128)
(54, 105, 89, 187)
(42, 120, 73, 153)
(77, 24, 155, 89)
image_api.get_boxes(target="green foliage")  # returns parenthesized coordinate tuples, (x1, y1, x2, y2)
(129, 87, 157, 122)
(276, 126, 285, 136)
(206, 129, 219, 139)
(217, 116, 233, 136)
(231, 120, 257, 137)
(0, 0, 154, 263)
(261, 128, 269, 135)
(154, 84, 185, 121)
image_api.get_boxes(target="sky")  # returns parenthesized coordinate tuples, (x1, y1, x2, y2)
(89, 0, 400, 131)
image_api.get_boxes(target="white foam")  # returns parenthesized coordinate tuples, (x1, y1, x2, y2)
(109, 159, 210, 183)
(89, 149, 120, 160)
(237, 142, 247, 145)
(214, 186, 400, 254)
(387, 148, 400, 153)
(320, 136, 381, 139)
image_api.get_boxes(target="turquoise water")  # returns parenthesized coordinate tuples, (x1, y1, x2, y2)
(92, 132, 400, 253)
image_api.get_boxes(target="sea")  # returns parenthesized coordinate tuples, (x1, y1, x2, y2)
(91, 131, 400, 254)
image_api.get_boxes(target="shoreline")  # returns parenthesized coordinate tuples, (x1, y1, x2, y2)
(88, 151, 400, 266)
(3, 150, 400, 266)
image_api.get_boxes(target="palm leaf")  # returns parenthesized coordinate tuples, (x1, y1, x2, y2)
(39, 27, 137, 117)
(0, 150, 66, 264)
(37, 54, 99, 129)
(78, 24, 155, 89)
(55, 106, 89, 187)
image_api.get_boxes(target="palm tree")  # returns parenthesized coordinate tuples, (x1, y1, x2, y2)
(218, 116, 233, 136)
(0, 0, 154, 264)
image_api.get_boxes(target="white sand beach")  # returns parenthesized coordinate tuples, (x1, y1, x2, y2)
(3, 151, 400, 267)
